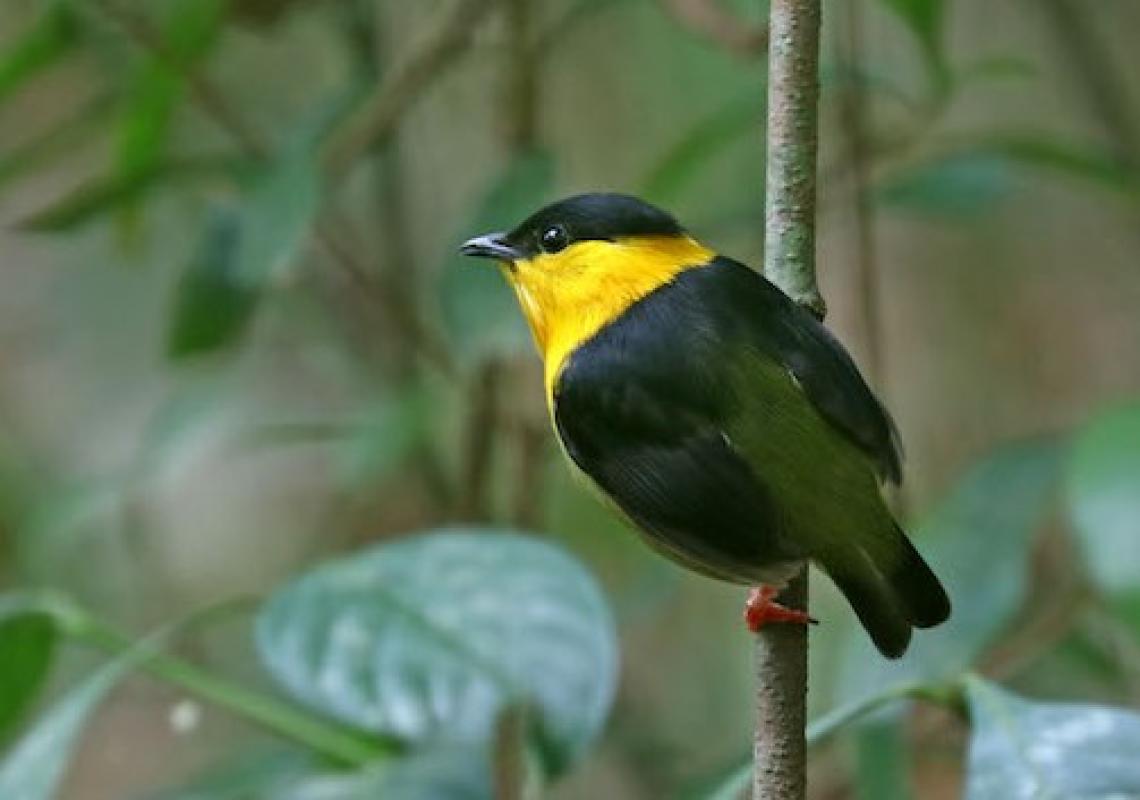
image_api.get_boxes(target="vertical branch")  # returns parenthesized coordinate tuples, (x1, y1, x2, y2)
(756, 1, 822, 799)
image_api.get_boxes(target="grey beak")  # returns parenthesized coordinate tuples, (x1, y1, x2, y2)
(459, 232, 521, 261)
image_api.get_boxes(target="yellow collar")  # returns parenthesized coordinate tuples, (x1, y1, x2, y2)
(502, 234, 714, 400)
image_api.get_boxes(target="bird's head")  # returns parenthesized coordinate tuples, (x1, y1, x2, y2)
(459, 193, 713, 370)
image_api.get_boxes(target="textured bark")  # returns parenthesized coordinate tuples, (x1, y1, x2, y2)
(755, 1, 822, 798)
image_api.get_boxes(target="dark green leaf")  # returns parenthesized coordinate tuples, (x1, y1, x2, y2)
(0, 599, 57, 745)
(0, 2, 79, 105)
(440, 150, 554, 366)
(642, 92, 760, 205)
(838, 440, 1062, 704)
(167, 208, 259, 359)
(1066, 403, 1140, 626)
(965, 676, 1140, 799)
(875, 152, 1012, 217)
(256, 529, 618, 775)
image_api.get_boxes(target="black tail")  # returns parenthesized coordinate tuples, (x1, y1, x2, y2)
(824, 524, 950, 659)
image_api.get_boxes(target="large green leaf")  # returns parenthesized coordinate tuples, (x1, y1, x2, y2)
(167, 208, 258, 359)
(838, 440, 1062, 703)
(0, 2, 79, 105)
(964, 676, 1140, 799)
(1066, 403, 1140, 626)
(255, 529, 618, 774)
(0, 598, 58, 745)
(440, 151, 553, 366)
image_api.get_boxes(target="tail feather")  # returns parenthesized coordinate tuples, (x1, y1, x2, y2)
(886, 525, 951, 629)
(825, 524, 950, 658)
(827, 552, 912, 659)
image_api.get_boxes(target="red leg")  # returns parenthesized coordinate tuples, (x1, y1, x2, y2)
(743, 585, 817, 632)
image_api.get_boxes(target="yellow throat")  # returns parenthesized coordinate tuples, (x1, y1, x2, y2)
(501, 234, 715, 399)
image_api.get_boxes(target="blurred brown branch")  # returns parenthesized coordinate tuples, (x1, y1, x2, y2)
(321, 0, 496, 178)
(657, 0, 768, 59)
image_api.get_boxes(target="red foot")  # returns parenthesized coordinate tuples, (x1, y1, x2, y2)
(744, 585, 818, 632)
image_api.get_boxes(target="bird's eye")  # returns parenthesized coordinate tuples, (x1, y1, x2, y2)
(539, 225, 569, 254)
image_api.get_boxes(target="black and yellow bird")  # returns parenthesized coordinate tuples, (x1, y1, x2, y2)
(460, 193, 950, 658)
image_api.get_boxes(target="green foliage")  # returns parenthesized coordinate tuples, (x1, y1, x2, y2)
(0, 611, 153, 800)
(439, 150, 553, 366)
(255, 529, 618, 776)
(232, 139, 321, 287)
(642, 91, 761, 206)
(964, 676, 1140, 799)
(0, 1, 79, 104)
(167, 208, 257, 358)
(0, 602, 57, 745)
(115, 0, 228, 193)
(1066, 404, 1140, 627)
(875, 153, 1012, 217)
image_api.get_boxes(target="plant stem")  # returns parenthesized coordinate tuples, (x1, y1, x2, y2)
(59, 599, 391, 767)
(756, 0, 822, 798)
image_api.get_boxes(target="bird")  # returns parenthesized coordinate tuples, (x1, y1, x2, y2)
(459, 192, 950, 658)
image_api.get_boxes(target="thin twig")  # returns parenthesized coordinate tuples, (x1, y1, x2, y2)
(458, 359, 502, 520)
(321, 0, 496, 178)
(657, 0, 768, 59)
(755, 1, 822, 799)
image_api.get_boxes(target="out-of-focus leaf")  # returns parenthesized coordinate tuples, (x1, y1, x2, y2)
(335, 388, 434, 488)
(642, 92, 760, 205)
(256, 529, 618, 775)
(273, 748, 492, 800)
(440, 150, 553, 366)
(985, 135, 1140, 200)
(956, 57, 1038, 86)
(233, 140, 320, 287)
(855, 722, 911, 800)
(875, 152, 1012, 217)
(1066, 403, 1140, 626)
(964, 676, 1140, 799)
(0, 620, 156, 800)
(115, 0, 227, 189)
(0, 93, 114, 191)
(879, 0, 944, 71)
(0, 2, 79, 104)
(167, 208, 258, 359)
(141, 746, 318, 800)
(0, 598, 58, 745)
(838, 440, 1062, 705)
(15, 155, 242, 231)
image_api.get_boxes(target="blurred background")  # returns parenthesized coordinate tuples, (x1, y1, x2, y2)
(2, 0, 1140, 798)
